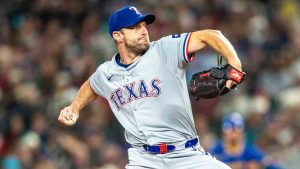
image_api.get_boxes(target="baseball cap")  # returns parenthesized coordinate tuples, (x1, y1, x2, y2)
(222, 112, 245, 132)
(108, 6, 156, 37)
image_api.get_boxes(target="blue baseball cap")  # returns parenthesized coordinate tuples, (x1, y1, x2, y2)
(222, 113, 245, 132)
(108, 6, 156, 37)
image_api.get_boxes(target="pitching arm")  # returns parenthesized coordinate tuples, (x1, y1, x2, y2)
(187, 30, 242, 71)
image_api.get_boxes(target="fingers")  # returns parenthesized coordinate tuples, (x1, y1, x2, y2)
(58, 106, 79, 126)
(225, 80, 237, 89)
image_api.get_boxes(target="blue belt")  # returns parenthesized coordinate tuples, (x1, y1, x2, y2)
(142, 138, 198, 154)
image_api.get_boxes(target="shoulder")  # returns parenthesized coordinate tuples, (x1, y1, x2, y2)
(157, 33, 190, 42)
(243, 143, 264, 161)
(149, 33, 190, 51)
(96, 61, 110, 70)
(244, 143, 263, 154)
(94, 61, 112, 75)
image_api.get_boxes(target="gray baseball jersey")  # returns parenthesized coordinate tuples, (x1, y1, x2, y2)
(90, 32, 197, 146)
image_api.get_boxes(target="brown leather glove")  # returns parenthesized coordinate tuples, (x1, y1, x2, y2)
(190, 64, 246, 100)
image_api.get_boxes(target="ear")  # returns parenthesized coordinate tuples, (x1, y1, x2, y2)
(112, 31, 123, 42)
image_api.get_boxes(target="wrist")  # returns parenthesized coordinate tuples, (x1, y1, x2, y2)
(70, 103, 80, 112)
(228, 61, 242, 71)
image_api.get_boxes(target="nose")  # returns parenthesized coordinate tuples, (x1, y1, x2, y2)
(141, 25, 148, 35)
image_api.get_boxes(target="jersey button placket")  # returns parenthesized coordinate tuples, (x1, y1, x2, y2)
(132, 103, 137, 111)
(124, 73, 130, 82)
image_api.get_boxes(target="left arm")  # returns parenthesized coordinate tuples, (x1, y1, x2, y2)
(188, 29, 242, 71)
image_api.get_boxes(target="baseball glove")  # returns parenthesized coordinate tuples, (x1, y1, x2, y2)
(190, 64, 245, 100)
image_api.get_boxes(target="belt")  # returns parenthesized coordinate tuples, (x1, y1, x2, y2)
(142, 137, 198, 154)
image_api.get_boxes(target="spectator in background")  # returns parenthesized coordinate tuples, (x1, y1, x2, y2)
(210, 112, 283, 169)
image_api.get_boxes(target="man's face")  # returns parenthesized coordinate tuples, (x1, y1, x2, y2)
(117, 21, 150, 55)
(223, 127, 244, 142)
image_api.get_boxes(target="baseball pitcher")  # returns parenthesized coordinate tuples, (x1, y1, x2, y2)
(58, 6, 244, 169)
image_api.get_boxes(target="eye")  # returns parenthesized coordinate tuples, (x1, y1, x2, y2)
(135, 25, 141, 30)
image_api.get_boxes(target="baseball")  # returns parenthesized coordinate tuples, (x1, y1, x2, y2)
(58, 106, 79, 126)
(63, 116, 76, 126)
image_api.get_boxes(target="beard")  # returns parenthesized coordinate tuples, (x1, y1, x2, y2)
(124, 38, 150, 56)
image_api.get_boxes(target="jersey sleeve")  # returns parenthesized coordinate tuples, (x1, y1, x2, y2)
(157, 32, 195, 73)
(89, 64, 105, 97)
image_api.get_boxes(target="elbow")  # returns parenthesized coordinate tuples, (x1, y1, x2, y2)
(206, 29, 223, 36)
(195, 29, 224, 42)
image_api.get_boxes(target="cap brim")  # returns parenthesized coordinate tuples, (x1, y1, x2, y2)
(124, 14, 156, 29)
(142, 14, 156, 25)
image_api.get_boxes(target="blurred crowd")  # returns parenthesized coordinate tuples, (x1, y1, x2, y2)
(0, 0, 299, 169)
